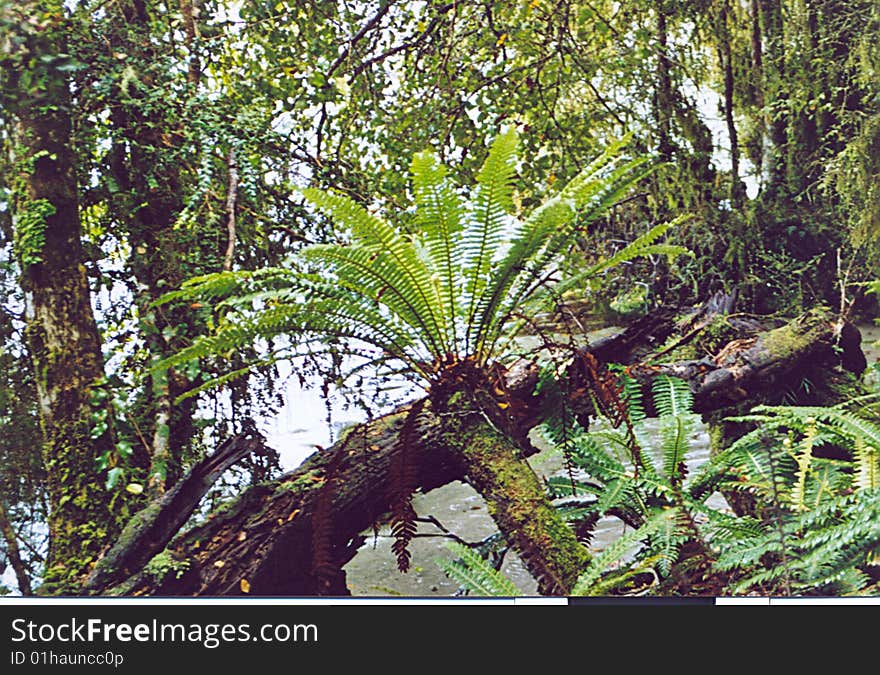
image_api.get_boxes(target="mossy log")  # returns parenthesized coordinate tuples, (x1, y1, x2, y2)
(83, 427, 268, 594)
(90, 303, 866, 597)
(90, 309, 663, 597)
(629, 309, 866, 412)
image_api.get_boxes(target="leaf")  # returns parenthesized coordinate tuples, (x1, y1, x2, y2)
(105, 467, 124, 490)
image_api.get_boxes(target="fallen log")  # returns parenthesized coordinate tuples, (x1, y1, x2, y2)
(91, 304, 867, 597)
(628, 308, 867, 412)
(83, 425, 268, 594)
(90, 298, 687, 596)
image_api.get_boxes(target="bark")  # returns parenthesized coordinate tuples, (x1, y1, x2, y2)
(0, 501, 32, 596)
(83, 428, 267, 593)
(6, 4, 122, 590)
(654, 1, 675, 162)
(101, 405, 465, 596)
(223, 149, 238, 272)
(749, 0, 765, 179)
(758, 0, 788, 190)
(628, 309, 866, 413)
(180, 0, 201, 86)
(431, 376, 590, 595)
(717, 0, 742, 206)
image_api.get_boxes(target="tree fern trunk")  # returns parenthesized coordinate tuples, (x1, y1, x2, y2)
(434, 390, 590, 595)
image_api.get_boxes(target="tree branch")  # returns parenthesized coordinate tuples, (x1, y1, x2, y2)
(222, 148, 239, 272)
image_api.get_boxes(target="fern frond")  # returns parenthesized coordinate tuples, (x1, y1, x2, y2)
(154, 268, 294, 307)
(172, 357, 280, 404)
(410, 150, 464, 349)
(648, 507, 690, 577)
(617, 368, 647, 424)
(462, 129, 519, 352)
(437, 542, 520, 597)
(300, 187, 449, 358)
(855, 436, 880, 490)
(300, 244, 439, 350)
(790, 419, 817, 512)
(518, 216, 691, 326)
(572, 510, 669, 595)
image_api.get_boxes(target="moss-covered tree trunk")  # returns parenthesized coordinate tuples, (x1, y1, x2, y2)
(441, 406, 589, 595)
(5, 3, 122, 591)
(432, 377, 590, 596)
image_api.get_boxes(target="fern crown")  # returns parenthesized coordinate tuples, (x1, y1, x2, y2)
(158, 130, 688, 388)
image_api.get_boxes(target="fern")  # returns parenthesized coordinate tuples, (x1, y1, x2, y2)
(616, 367, 647, 424)
(571, 510, 670, 595)
(708, 404, 880, 595)
(652, 376, 696, 485)
(158, 130, 679, 400)
(437, 542, 520, 597)
(855, 436, 880, 490)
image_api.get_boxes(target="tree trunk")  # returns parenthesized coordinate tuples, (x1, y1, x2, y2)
(5, 3, 122, 591)
(758, 0, 788, 192)
(0, 501, 32, 596)
(749, 0, 766, 180)
(654, 2, 675, 162)
(432, 385, 591, 595)
(717, 0, 742, 206)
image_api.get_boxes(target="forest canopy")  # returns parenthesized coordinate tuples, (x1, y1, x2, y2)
(1, 0, 879, 598)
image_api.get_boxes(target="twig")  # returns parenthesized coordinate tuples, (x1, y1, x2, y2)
(223, 148, 239, 272)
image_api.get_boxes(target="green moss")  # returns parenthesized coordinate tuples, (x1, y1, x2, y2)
(144, 550, 190, 583)
(14, 198, 55, 267)
(275, 469, 324, 494)
(437, 392, 590, 593)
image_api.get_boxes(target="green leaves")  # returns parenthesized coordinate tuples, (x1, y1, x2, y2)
(704, 401, 880, 595)
(159, 129, 690, 409)
(437, 542, 520, 596)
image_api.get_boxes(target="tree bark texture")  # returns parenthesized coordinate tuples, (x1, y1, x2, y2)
(5, 4, 123, 590)
(0, 501, 32, 596)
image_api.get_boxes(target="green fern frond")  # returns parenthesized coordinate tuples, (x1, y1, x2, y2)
(300, 244, 439, 348)
(855, 436, 880, 490)
(172, 357, 279, 404)
(572, 510, 669, 595)
(648, 507, 689, 577)
(617, 368, 647, 424)
(521, 216, 691, 323)
(300, 187, 449, 357)
(154, 268, 293, 307)
(410, 150, 464, 349)
(790, 419, 817, 512)
(545, 476, 602, 499)
(652, 375, 693, 418)
(437, 542, 520, 597)
(472, 143, 649, 356)
(462, 129, 519, 351)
